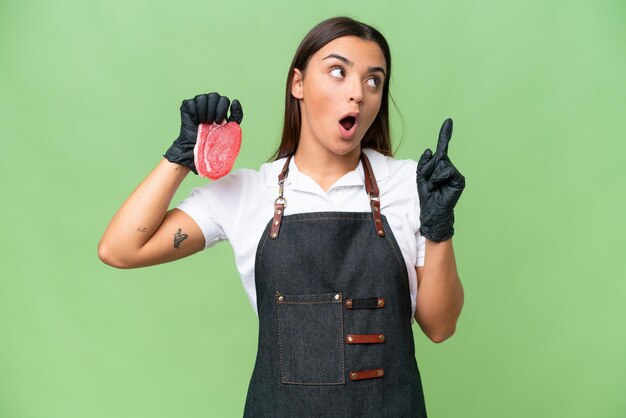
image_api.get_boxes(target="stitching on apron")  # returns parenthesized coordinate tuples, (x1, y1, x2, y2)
(382, 219, 413, 319)
(276, 295, 285, 383)
(384, 230, 406, 275)
(255, 224, 272, 273)
(278, 301, 339, 305)
(281, 217, 371, 223)
(280, 380, 345, 385)
(340, 298, 345, 384)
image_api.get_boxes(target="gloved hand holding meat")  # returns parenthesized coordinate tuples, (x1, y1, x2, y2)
(163, 92, 244, 179)
(416, 118, 466, 242)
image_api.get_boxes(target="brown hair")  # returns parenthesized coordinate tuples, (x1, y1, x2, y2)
(270, 16, 394, 161)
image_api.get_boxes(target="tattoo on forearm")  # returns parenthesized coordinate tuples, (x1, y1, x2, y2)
(136, 227, 147, 233)
(173, 228, 189, 249)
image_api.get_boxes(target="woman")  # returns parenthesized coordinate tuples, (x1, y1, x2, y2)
(99, 16, 465, 417)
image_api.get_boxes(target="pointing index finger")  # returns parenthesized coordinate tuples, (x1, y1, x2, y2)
(434, 118, 453, 165)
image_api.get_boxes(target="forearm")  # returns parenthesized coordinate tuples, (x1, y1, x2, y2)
(98, 158, 190, 259)
(414, 239, 464, 343)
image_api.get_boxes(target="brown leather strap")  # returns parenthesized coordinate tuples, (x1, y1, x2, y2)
(349, 368, 385, 381)
(269, 156, 292, 239)
(345, 297, 385, 309)
(360, 153, 385, 237)
(346, 333, 386, 344)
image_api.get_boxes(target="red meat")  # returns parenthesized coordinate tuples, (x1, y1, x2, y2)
(193, 121, 242, 180)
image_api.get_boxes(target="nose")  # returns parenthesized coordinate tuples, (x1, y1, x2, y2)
(348, 79, 363, 104)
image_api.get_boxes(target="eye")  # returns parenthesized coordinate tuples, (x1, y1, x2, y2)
(330, 66, 345, 79)
(367, 76, 381, 88)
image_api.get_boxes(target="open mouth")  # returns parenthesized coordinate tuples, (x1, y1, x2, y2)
(340, 116, 356, 131)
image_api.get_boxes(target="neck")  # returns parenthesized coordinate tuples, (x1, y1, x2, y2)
(293, 141, 361, 192)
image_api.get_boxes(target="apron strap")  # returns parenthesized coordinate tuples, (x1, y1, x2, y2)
(361, 152, 385, 237)
(269, 155, 292, 239)
(269, 152, 384, 239)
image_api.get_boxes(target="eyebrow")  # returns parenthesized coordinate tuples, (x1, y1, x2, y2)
(322, 53, 386, 77)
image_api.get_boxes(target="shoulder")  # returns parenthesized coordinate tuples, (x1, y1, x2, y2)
(191, 155, 288, 194)
(189, 167, 260, 199)
(187, 158, 290, 209)
(258, 156, 289, 188)
(363, 148, 419, 229)
(362, 148, 417, 190)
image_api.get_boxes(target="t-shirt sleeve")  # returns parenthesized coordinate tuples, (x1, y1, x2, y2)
(413, 173, 426, 267)
(176, 185, 227, 250)
(415, 233, 425, 267)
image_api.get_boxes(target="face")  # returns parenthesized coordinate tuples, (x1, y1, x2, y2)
(291, 36, 387, 158)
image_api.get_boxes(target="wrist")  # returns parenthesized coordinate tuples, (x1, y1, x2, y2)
(419, 222, 454, 243)
(161, 155, 196, 175)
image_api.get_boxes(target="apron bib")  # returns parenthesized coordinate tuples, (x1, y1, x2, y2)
(243, 153, 427, 417)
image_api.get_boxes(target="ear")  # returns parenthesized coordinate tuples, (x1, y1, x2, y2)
(291, 68, 304, 99)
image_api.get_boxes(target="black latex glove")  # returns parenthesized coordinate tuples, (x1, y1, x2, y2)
(416, 118, 466, 242)
(163, 92, 244, 174)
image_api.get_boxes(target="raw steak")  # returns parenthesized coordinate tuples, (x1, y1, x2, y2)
(193, 121, 242, 180)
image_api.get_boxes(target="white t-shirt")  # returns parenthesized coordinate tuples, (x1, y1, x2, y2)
(176, 148, 426, 323)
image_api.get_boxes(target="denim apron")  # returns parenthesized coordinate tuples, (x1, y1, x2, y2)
(243, 153, 427, 417)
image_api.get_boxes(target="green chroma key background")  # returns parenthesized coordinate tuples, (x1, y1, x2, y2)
(1, 0, 624, 416)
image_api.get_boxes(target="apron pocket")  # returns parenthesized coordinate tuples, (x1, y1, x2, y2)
(275, 291, 345, 385)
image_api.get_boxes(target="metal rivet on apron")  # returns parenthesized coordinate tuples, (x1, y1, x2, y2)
(276, 209, 282, 214)
(334, 294, 340, 300)
(377, 369, 384, 376)
(378, 334, 385, 342)
(350, 372, 358, 380)
(274, 220, 279, 225)
(375, 218, 381, 223)
(271, 232, 277, 238)
(378, 229, 383, 235)
(278, 295, 283, 302)
(347, 335, 354, 343)
(377, 298, 385, 308)
(374, 206, 379, 212)
(345, 299, 353, 308)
